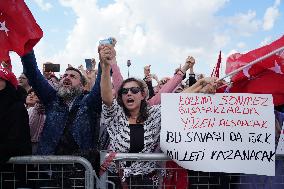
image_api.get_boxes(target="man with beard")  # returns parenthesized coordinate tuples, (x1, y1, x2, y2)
(21, 50, 102, 157)
(20, 50, 103, 187)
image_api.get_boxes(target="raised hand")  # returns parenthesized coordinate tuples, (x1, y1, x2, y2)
(182, 77, 218, 93)
(99, 44, 116, 69)
(185, 56, 195, 68)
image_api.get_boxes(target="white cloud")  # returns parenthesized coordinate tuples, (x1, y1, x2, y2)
(237, 42, 246, 49)
(9, 0, 283, 80)
(38, 0, 229, 79)
(227, 10, 261, 37)
(33, 0, 53, 11)
(214, 35, 231, 48)
(262, 0, 281, 30)
(274, 0, 281, 6)
(259, 36, 272, 47)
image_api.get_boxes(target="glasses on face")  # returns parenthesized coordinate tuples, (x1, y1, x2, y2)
(121, 87, 141, 95)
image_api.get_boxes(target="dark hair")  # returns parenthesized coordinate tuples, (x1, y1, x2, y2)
(65, 67, 86, 86)
(49, 74, 59, 82)
(27, 88, 35, 94)
(27, 88, 40, 98)
(117, 77, 149, 123)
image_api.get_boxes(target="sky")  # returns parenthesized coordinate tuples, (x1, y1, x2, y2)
(10, 0, 284, 81)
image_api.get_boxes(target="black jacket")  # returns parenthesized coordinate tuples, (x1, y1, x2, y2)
(0, 82, 32, 165)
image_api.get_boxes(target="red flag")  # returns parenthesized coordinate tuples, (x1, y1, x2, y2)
(162, 161, 188, 189)
(229, 70, 284, 105)
(226, 35, 284, 83)
(211, 51, 222, 78)
(226, 35, 284, 105)
(0, 0, 43, 62)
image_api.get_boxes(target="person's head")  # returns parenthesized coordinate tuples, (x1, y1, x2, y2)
(26, 88, 39, 107)
(43, 62, 54, 79)
(117, 77, 148, 123)
(144, 65, 151, 77)
(49, 74, 59, 84)
(57, 67, 85, 100)
(18, 73, 30, 90)
(0, 67, 18, 91)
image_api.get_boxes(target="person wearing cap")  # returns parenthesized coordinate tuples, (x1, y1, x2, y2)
(0, 67, 32, 187)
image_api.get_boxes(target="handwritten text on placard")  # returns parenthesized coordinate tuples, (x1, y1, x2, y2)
(161, 93, 275, 176)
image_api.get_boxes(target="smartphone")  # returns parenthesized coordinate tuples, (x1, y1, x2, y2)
(43, 63, 60, 72)
(85, 59, 92, 71)
(99, 38, 113, 45)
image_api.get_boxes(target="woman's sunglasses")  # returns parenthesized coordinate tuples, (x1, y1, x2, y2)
(121, 87, 141, 95)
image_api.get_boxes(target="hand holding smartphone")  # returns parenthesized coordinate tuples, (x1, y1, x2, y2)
(43, 63, 60, 72)
(99, 38, 113, 45)
(85, 59, 93, 71)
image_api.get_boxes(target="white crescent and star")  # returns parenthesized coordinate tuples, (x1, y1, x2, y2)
(269, 60, 283, 74)
(0, 21, 9, 36)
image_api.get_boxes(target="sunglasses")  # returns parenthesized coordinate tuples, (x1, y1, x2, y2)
(121, 87, 141, 95)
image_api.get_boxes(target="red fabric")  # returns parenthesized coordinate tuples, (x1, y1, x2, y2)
(0, 0, 43, 62)
(226, 35, 284, 105)
(211, 51, 222, 78)
(1, 58, 12, 71)
(0, 67, 18, 88)
(225, 35, 284, 83)
(216, 84, 228, 93)
(163, 161, 188, 189)
(229, 70, 284, 105)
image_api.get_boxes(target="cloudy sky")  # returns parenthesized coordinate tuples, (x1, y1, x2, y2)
(10, 0, 284, 81)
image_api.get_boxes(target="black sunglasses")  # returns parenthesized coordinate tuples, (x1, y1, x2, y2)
(121, 87, 141, 95)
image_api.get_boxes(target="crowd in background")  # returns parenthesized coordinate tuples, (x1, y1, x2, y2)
(0, 38, 283, 189)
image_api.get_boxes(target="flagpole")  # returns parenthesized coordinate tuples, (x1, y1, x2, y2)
(128, 67, 129, 78)
(218, 46, 284, 81)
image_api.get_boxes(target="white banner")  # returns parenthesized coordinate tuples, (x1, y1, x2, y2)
(161, 93, 275, 176)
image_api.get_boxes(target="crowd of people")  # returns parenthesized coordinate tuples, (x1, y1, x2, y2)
(0, 38, 283, 189)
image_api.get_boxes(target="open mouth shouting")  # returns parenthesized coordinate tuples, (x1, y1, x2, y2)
(126, 97, 135, 106)
(63, 79, 72, 87)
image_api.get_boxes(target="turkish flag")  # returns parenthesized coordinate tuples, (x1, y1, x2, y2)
(0, 0, 43, 62)
(229, 70, 284, 105)
(211, 51, 222, 78)
(226, 35, 284, 83)
(226, 35, 284, 105)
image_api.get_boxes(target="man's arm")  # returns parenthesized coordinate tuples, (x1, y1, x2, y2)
(85, 62, 102, 113)
(21, 50, 56, 105)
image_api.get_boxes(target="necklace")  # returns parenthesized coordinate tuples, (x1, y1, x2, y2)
(129, 115, 138, 119)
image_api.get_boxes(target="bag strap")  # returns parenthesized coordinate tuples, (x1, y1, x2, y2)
(99, 152, 128, 189)
(99, 151, 117, 176)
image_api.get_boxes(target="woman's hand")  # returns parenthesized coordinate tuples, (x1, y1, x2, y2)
(99, 44, 116, 69)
